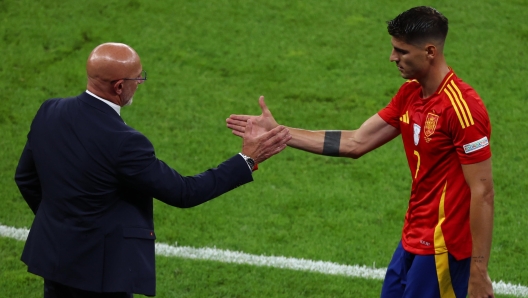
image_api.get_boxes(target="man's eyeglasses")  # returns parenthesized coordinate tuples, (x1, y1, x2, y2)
(119, 70, 147, 83)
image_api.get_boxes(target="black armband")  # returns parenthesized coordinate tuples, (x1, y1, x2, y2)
(322, 131, 341, 156)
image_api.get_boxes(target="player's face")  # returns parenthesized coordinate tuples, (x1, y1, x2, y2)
(389, 37, 429, 80)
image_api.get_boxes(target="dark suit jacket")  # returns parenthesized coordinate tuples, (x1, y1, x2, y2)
(14, 92, 253, 295)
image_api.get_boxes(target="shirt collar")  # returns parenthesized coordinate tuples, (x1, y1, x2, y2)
(85, 90, 121, 115)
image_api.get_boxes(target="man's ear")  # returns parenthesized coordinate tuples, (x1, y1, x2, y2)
(425, 44, 437, 59)
(113, 80, 124, 95)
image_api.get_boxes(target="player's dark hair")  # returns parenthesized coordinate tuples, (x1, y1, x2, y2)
(387, 6, 448, 46)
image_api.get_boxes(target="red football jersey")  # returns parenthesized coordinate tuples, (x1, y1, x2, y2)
(378, 70, 491, 260)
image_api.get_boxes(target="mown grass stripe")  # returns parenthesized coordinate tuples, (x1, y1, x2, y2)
(1, 224, 527, 297)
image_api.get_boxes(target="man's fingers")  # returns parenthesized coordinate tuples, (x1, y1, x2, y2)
(272, 144, 288, 154)
(257, 125, 287, 142)
(272, 131, 292, 147)
(226, 118, 248, 126)
(259, 96, 271, 115)
(255, 143, 288, 164)
(245, 119, 253, 137)
(231, 130, 244, 138)
(228, 115, 252, 122)
(227, 121, 247, 132)
(227, 123, 245, 132)
(226, 116, 249, 135)
(259, 126, 291, 149)
(265, 143, 288, 160)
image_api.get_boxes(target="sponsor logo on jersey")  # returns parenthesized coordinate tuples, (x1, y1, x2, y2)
(413, 123, 421, 146)
(463, 136, 489, 154)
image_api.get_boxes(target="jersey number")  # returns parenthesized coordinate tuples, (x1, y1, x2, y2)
(413, 150, 420, 179)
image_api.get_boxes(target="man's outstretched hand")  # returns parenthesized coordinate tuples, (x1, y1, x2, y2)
(227, 96, 279, 138)
(240, 118, 291, 165)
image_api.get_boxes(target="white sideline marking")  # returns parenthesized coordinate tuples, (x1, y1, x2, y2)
(155, 242, 386, 279)
(1, 224, 527, 297)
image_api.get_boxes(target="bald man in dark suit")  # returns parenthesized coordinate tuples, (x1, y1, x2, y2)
(15, 42, 291, 298)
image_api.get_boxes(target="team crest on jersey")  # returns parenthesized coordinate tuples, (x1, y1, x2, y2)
(424, 113, 439, 143)
(413, 123, 421, 146)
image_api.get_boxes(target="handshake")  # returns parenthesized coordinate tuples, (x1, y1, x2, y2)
(226, 96, 291, 167)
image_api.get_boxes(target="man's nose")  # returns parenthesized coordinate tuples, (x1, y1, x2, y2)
(389, 49, 399, 62)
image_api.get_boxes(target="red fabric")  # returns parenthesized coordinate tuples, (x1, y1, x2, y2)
(377, 70, 491, 260)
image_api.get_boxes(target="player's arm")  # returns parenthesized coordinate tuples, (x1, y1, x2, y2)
(286, 114, 400, 158)
(462, 158, 495, 298)
(227, 96, 400, 158)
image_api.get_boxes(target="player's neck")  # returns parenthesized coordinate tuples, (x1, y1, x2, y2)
(418, 64, 450, 99)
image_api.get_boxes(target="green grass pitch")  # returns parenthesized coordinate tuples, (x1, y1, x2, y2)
(1, 0, 527, 297)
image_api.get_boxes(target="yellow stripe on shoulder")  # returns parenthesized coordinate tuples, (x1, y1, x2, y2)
(443, 80, 475, 129)
(449, 81, 474, 126)
(437, 73, 455, 94)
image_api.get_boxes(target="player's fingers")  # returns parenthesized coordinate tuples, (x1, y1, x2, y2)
(231, 130, 244, 138)
(228, 115, 251, 122)
(226, 122, 246, 133)
(259, 96, 271, 115)
(226, 118, 250, 127)
(245, 119, 253, 137)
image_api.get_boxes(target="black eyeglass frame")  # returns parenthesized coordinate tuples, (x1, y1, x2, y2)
(117, 70, 147, 82)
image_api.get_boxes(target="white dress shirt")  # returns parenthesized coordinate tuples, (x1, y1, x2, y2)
(86, 90, 121, 115)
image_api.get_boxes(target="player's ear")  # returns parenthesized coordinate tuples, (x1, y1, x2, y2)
(425, 44, 436, 59)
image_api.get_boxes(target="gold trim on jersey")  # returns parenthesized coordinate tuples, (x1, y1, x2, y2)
(413, 150, 420, 179)
(433, 181, 456, 297)
(434, 181, 448, 254)
(399, 110, 409, 124)
(444, 81, 474, 129)
(437, 73, 455, 95)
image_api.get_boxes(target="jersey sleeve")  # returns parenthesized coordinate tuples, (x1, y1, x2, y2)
(448, 89, 492, 165)
(378, 82, 415, 129)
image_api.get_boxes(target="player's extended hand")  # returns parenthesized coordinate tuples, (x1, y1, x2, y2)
(226, 96, 279, 138)
(241, 118, 291, 164)
(468, 268, 494, 298)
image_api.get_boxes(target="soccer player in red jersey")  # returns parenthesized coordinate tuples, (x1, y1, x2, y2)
(226, 6, 494, 298)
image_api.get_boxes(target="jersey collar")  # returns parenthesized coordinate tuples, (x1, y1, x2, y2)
(434, 68, 455, 96)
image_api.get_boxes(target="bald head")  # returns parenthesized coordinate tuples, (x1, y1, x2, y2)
(86, 43, 143, 106)
(87, 43, 141, 82)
